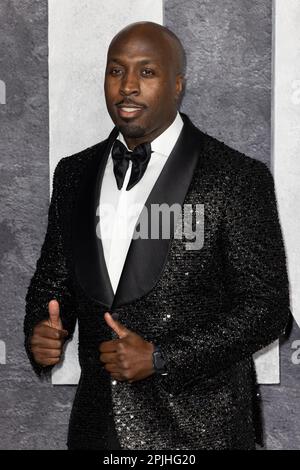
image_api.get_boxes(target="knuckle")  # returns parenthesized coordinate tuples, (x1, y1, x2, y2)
(118, 353, 125, 361)
(117, 343, 125, 353)
(121, 360, 129, 369)
(123, 370, 132, 380)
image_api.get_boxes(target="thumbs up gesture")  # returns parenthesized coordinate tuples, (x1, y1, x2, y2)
(99, 312, 155, 383)
(30, 299, 69, 367)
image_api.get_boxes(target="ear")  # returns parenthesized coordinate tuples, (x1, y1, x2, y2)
(175, 73, 185, 104)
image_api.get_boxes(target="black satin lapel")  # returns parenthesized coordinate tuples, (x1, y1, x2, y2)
(72, 126, 118, 308)
(112, 113, 206, 309)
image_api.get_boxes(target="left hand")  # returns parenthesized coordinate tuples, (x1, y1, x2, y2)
(99, 312, 155, 383)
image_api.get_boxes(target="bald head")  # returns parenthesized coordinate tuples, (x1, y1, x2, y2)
(108, 22, 186, 76)
(104, 21, 186, 149)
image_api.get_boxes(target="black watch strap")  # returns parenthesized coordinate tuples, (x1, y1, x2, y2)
(152, 344, 168, 375)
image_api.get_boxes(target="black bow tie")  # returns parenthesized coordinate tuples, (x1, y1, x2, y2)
(111, 139, 153, 191)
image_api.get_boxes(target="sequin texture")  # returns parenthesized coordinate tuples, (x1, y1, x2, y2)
(24, 121, 290, 450)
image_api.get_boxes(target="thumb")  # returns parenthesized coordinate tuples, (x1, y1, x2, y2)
(104, 312, 129, 339)
(48, 299, 63, 330)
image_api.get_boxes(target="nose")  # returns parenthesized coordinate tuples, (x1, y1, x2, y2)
(120, 71, 140, 96)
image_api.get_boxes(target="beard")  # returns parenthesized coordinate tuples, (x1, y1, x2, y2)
(118, 123, 146, 139)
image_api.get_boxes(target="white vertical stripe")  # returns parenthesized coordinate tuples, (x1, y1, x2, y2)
(273, 0, 300, 332)
(253, 0, 300, 385)
(253, 0, 280, 385)
(49, 0, 163, 384)
(254, 0, 300, 385)
(254, 340, 279, 384)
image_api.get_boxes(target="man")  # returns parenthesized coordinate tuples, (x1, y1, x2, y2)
(24, 21, 290, 450)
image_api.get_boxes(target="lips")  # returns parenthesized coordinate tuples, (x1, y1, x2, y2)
(116, 104, 145, 119)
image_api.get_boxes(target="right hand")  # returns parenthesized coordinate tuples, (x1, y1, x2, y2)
(30, 299, 69, 367)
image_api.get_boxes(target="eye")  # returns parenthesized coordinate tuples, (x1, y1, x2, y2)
(110, 68, 122, 76)
(141, 68, 155, 77)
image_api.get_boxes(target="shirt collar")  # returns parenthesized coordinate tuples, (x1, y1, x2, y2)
(117, 111, 184, 157)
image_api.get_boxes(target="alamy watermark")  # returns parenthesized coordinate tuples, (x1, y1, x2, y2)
(96, 202, 205, 250)
(291, 340, 300, 365)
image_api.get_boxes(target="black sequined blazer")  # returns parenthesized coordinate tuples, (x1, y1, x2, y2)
(24, 112, 290, 450)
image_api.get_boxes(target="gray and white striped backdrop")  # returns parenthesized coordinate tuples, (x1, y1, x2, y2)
(0, 0, 299, 449)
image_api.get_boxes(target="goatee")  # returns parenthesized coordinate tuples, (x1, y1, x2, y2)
(118, 124, 146, 139)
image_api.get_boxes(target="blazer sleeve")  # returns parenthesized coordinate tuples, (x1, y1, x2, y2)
(23, 157, 77, 378)
(157, 160, 291, 396)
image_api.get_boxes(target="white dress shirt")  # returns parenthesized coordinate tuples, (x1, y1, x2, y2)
(98, 111, 184, 294)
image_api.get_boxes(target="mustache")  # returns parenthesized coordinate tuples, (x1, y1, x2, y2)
(115, 99, 147, 108)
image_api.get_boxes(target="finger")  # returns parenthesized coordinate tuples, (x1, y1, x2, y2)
(104, 312, 129, 339)
(31, 336, 62, 349)
(103, 363, 120, 373)
(99, 339, 119, 353)
(34, 324, 68, 340)
(110, 371, 125, 381)
(99, 352, 118, 364)
(33, 347, 62, 358)
(38, 357, 61, 367)
(48, 299, 62, 330)
(110, 373, 127, 382)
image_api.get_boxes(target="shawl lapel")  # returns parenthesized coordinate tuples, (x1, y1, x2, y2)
(72, 112, 206, 309)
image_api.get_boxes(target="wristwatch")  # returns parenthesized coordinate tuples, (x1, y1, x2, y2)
(152, 344, 168, 375)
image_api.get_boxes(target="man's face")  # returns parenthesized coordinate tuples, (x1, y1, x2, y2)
(104, 30, 182, 143)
